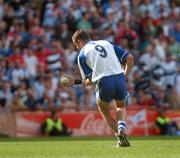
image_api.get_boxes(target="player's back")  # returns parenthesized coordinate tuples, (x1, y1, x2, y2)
(81, 40, 126, 82)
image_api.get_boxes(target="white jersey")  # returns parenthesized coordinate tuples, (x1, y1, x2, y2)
(77, 40, 129, 82)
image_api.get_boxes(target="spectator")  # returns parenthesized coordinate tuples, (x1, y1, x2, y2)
(151, 68, 165, 90)
(117, 2, 130, 22)
(170, 21, 180, 43)
(77, 11, 92, 31)
(34, 40, 48, 70)
(57, 23, 72, 49)
(161, 53, 177, 87)
(153, 88, 170, 109)
(153, 38, 166, 62)
(104, 7, 121, 33)
(40, 76, 56, 109)
(24, 87, 39, 111)
(83, 87, 97, 111)
(0, 98, 6, 113)
(166, 86, 179, 110)
(8, 61, 28, 87)
(64, 43, 78, 70)
(131, 0, 141, 20)
(0, 0, 4, 20)
(41, 110, 72, 136)
(66, 8, 78, 33)
(169, 1, 180, 18)
(115, 20, 138, 45)
(0, 20, 6, 34)
(137, 89, 155, 108)
(56, 84, 78, 112)
(31, 18, 44, 39)
(174, 64, 180, 99)
(102, 0, 120, 16)
(154, 1, 170, 19)
(43, 3, 56, 27)
(0, 57, 8, 80)
(0, 34, 12, 57)
(139, 0, 154, 18)
(10, 92, 26, 112)
(23, 47, 38, 78)
(46, 40, 67, 72)
(103, 25, 114, 42)
(69, 1, 82, 21)
(140, 10, 154, 37)
(88, 7, 103, 29)
(33, 75, 45, 101)
(132, 69, 151, 91)
(168, 37, 180, 60)
(2, 3, 15, 31)
(0, 80, 13, 106)
(9, 45, 24, 66)
(139, 44, 160, 71)
(155, 109, 179, 135)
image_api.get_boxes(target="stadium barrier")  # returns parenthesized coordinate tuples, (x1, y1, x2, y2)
(0, 112, 16, 137)
(0, 110, 180, 137)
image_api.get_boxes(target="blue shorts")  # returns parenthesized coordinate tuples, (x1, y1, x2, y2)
(96, 73, 128, 103)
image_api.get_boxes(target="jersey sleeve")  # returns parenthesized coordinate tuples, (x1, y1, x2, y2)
(111, 42, 129, 63)
(78, 52, 92, 80)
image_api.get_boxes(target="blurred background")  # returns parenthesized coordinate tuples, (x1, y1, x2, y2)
(0, 0, 179, 137)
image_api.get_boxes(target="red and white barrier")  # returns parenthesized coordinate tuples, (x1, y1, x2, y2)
(14, 110, 180, 137)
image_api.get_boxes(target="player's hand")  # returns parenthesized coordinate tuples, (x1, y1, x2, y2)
(82, 78, 93, 86)
(60, 74, 74, 87)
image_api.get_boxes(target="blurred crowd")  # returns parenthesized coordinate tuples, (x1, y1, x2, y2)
(0, 0, 179, 113)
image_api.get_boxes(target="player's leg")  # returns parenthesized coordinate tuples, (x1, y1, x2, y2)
(114, 73, 130, 147)
(116, 100, 126, 121)
(95, 76, 118, 134)
(97, 98, 118, 133)
(115, 99, 130, 147)
(116, 100, 126, 132)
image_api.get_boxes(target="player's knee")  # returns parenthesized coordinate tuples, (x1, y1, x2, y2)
(98, 104, 107, 114)
(97, 99, 110, 115)
(99, 107, 109, 115)
(115, 100, 126, 108)
(100, 110, 110, 118)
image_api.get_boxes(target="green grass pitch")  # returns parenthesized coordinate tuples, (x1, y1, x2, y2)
(0, 136, 179, 158)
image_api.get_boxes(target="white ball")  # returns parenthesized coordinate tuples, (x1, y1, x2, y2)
(61, 77, 69, 85)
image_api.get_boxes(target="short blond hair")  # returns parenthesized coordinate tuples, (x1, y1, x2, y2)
(72, 30, 90, 45)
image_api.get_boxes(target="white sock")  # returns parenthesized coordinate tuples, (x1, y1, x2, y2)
(118, 121, 126, 132)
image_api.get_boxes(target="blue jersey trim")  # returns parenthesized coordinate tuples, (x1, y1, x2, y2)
(78, 52, 92, 78)
(108, 41, 129, 62)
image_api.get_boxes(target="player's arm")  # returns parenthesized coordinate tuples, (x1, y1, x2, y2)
(70, 78, 93, 86)
(124, 53, 134, 78)
(112, 43, 134, 78)
(61, 75, 91, 87)
(73, 78, 92, 86)
(82, 78, 93, 86)
(77, 52, 93, 86)
(61, 52, 92, 87)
